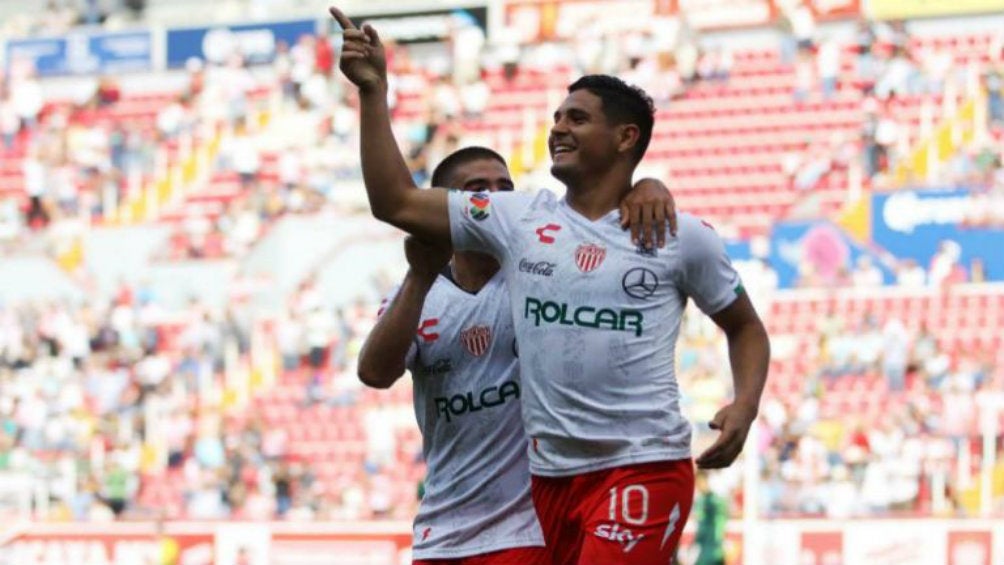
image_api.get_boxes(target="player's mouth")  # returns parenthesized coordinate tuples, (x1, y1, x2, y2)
(550, 143, 576, 160)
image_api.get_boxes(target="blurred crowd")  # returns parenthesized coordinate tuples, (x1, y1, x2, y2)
(678, 304, 1004, 520)
(0, 274, 419, 522)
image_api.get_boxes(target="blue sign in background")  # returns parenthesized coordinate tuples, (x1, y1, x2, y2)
(5, 31, 152, 76)
(871, 188, 1004, 282)
(770, 220, 893, 288)
(166, 19, 318, 68)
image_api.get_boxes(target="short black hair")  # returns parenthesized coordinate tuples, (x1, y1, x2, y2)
(568, 75, 655, 162)
(431, 146, 509, 188)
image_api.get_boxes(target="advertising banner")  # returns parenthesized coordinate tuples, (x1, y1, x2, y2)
(809, 0, 861, 20)
(800, 531, 845, 565)
(1, 519, 1001, 565)
(867, 0, 1004, 20)
(338, 7, 489, 44)
(770, 220, 893, 288)
(5, 31, 153, 76)
(504, 0, 653, 41)
(0, 528, 214, 565)
(165, 19, 318, 68)
(872, 188, 1004, 282)
(947, 530, 993, 565)
(676, 0, 776, 28)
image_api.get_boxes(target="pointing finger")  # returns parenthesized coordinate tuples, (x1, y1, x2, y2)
(329, 6, 357, 31)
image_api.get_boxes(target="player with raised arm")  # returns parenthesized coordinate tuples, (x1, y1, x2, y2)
(358, 147, 547, 565)
(357, 148, 676, 565)
(332, 7, 769, 564)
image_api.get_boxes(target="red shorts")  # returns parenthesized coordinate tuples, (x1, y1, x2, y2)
(413, 546, 550, 565)
(531, 459, 695, 565)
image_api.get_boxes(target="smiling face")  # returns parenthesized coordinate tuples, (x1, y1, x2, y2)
(548, 89, 632, 188)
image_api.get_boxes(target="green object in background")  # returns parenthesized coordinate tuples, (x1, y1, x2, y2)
(694, 488, 729, 565)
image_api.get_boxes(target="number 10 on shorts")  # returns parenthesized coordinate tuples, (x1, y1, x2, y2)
(608, 484, 650, 525)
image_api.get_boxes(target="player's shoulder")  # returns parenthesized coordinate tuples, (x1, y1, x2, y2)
(677, 213, 720, 237)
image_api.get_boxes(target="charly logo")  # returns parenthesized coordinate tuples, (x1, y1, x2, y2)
(535, 223, 561, 244)
(622, 267, 659, 299)
(416, 318, 440, 342)
(575, 243, 607, 273)
(460, 325, 492, 356)
(519, 258, 556, 277)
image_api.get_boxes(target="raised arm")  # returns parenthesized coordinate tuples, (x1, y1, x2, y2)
(357, 237, 451, 388)
(331, 7, 451, 244)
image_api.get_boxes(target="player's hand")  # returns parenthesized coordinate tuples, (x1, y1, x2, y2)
(696, 402, 758, 469)
(330, 6, 387, 93)
(619, 177, 678, 249)
(404, 235, 451, 280)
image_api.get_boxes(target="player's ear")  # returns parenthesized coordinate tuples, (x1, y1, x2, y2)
(617, 124, 640, 156)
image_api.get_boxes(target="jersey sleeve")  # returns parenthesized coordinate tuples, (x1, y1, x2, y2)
(377, 285, 419, 370)
(677, 214, 744, 316)
(447, 190, 531, 264)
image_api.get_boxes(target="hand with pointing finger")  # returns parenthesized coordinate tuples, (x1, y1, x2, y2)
(330, 6, 387, 93)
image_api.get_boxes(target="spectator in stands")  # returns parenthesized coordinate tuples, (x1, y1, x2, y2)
(93, 76, 122, 108)
(929, 240, 967, 288)
(985, 61, 1003, 128)
(789, 2, 816, 52)
(816, 36, 841, 99)
(793, 50, 815, 103)
(854, 18, 877, 89)
(851, 255, 884, 288)
(156, 95, 191, 140)
(881, 318, 910, 391)
(0, 85, 18, 150)
(11, 68, 43, 133)
(875, 46, 919, 99)
(874, 104, 901, 174)
(895, 258, 926, 287)
(697, 46, 732, 85)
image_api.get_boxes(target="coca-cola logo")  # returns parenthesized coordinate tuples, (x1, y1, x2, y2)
(418, 358, 453, 377)
(519, 258, 556, 277)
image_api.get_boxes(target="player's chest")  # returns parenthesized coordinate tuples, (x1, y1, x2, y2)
(414, 295, 517, 377)
(508, 218, 674, 303)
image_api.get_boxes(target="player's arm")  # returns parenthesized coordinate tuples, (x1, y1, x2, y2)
(357, 237, 451, 388)
(697, 292, 770, 469)
(331, 7, 450, 245)
(675, 216, 770, 469)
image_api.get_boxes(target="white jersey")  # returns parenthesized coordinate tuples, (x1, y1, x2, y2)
(387, 271, 544, 559)
(448, 189, 743, 477)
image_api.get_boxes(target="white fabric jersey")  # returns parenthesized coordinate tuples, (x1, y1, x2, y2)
(448, 189, 743, 477)
(387, 271, 544, 559)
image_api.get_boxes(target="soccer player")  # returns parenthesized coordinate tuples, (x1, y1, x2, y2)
(332, 8, 770, 564)
(357, 147, 676, 565)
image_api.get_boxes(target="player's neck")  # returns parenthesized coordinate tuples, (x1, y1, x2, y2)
(564, 177, 632, 221)
(562, 163, 633, 220)
(450, 252, 499, 293)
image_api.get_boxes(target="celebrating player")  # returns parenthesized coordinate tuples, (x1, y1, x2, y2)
(357, 146, 676, 565)
(332, 7, 770, 564)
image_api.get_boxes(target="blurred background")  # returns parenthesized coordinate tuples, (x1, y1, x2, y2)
(0, 0, 1002, 564)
